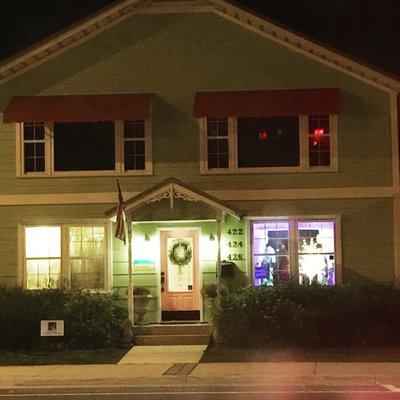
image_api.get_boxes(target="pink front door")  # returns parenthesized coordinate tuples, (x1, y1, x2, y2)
(160, 230, 200, 311)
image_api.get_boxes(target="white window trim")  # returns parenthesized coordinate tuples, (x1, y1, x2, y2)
(20, 223, 110, 292)
(17, 120, 153, 177)
(247, 215, 342, 285)
(199, 115, 338, 174)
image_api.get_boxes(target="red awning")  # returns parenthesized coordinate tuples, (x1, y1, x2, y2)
(3, 93, 153, 123)
(193, 88, 341, 118)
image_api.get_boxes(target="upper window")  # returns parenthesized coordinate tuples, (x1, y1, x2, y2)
(23, 225, 107, 291)
(251, 218, 339, 287)
(19, 120, 152, 176)
(200, 114, 337, 173)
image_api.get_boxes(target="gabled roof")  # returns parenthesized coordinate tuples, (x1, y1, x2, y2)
(0, 0, 399, 92)
(105, 177, 242, 219)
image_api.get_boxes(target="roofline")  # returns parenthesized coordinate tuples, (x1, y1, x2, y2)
(0, 0, 399, 92)
(105, 177, 242, 219)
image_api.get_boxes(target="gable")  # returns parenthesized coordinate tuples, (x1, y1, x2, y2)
(0, 0, 398, 93)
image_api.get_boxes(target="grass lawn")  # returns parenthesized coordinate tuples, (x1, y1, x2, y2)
(0, 348, 129, 366)
(201, 345, 400, 363)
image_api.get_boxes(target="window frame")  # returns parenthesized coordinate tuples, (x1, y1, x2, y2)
(16, 120, 153, 177)
(20, 222, 110, 292)
(199, 115, 338, 174)
(247, 215, 342, 285)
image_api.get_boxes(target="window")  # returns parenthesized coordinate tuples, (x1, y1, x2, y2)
(123, 120, 146, 171)
(18, 120, 152, 176)
(23, 225, 108, 290)
(200, 115, 337, 173)
(251, 218, 339, 286)
(22, 123, 46, 173)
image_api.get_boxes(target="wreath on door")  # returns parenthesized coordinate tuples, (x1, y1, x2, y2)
(168, 239, 192, 266)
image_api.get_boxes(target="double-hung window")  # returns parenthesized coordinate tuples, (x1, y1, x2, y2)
(195, 89, 340, 173)
(4, 94, 153, 177)
(23, 224, 108, 291)
(19, 120, 152, 176)
(251, 218, 340, 286)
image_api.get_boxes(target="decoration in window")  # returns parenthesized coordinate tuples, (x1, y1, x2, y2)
(252, 220, 290, 286)
(308, 115, 330, 166)
(124, 120, 146, 170)
(206, 117, 229, 169)
(23, 122, 45, 172)
(251, 219, 336, 286)
(298, 221, 335, 285)
(238, 117, 299, 168)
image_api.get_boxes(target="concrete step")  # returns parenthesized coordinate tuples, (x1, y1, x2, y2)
(135, 334, 211, 346)
(134, 323, 213, 336)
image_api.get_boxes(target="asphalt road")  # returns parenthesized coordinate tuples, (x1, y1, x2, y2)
(1, 385, 400, 399)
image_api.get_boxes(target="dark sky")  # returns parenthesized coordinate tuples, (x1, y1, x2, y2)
(0, 0, 399, 77)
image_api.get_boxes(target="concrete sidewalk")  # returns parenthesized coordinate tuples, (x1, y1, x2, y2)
(1, 361, 400, 388)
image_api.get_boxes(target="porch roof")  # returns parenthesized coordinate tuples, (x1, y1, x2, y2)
(105, 177, 242, 219)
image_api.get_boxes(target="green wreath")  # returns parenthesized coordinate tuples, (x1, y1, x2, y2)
(169, 240, 192, 266)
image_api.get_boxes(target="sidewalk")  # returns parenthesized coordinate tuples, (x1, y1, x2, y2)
(1, 361, 400, 388)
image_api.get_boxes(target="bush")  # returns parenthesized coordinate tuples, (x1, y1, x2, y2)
(0, 286, 127, 350)
(212, 283, 400, 347)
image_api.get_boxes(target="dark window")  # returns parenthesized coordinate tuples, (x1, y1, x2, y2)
(206, 117, 229, 169)
(23, 122, 45, 172)
(54, 122, 115, 171)
(237, 117, 299, 168)
(308, 115, 330, 167)
(124, 120, 146, 170)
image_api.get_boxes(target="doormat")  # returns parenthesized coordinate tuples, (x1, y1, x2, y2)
(163, 363, 197, 376)
(162, 310, 200, 321)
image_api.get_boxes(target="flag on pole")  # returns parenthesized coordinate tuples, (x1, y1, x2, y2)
(115, 179, 126, 244)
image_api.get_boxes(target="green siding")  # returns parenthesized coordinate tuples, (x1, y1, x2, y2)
(0, 12, 393, 194)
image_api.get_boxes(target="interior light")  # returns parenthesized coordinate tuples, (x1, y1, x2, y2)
(258, 131, 268, 141)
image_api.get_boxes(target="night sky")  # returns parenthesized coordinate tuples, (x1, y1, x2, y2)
(0, 0, 399, 77)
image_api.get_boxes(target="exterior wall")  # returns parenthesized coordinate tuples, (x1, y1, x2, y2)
(0, 12, 393, 196)
(0, 12, 396, 296)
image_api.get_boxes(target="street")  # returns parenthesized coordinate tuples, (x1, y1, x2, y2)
(1, 384, 400, 399)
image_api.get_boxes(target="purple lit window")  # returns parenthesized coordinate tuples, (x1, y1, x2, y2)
(251, 220, 290, 286)
(297, 220, 335, 285)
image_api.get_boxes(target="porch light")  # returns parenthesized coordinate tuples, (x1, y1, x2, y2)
(209, 233, 215, 241)
(144, 234, 150, 241)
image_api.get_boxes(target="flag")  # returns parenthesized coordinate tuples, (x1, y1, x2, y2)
(115, 179, 126, 244)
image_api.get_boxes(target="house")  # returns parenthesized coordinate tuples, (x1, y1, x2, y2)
(0, 0, 399, 325)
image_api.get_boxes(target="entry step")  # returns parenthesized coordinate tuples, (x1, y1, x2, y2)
(134, 323, 212, 336)
(135, 333, 211, 346)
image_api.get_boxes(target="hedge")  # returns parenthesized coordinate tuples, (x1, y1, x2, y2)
(0, 286, 127, 349)
(212, 283, 400, 347)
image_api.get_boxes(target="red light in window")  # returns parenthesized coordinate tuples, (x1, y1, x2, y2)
(258, 131, 268, 141)
(313, 128, 324, 137)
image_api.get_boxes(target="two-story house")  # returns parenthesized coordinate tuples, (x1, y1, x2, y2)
(0, 0, 399, 324)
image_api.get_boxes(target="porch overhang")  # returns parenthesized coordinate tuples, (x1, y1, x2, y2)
(105, 177, 242, 219)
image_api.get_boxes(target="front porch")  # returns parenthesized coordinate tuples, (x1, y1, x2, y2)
(106, 177, 245, 325)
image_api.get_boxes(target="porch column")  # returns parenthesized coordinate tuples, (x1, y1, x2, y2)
(216, 209, 223, 299)
(127, 213, 134, 325)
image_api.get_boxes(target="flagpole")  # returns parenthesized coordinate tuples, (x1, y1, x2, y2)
(127, 212, 134, 326)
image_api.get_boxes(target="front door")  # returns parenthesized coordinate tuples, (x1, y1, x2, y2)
(160, 230, 200, 317)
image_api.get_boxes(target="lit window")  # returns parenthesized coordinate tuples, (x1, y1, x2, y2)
(69, 226, 106, 290)
(308, 115, 330, 167)
(24, 225, 107, 291)
(25, 227, 61, 289)
(23, 122, 45, 173)
(251, 218, 338, 286)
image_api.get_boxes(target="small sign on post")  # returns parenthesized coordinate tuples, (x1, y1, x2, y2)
(40, 320, 64, 337)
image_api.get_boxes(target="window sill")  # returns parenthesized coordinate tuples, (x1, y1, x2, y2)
(17, 170, 153, 178)
(201, 166, 338, 175)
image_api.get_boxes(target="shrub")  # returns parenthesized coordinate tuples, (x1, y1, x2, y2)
(0, 286, 127, 350)
(212, 283, 400, 347)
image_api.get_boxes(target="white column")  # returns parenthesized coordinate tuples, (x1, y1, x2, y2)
(127, 214, 134, 325)
(216, 210, 223, 298)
